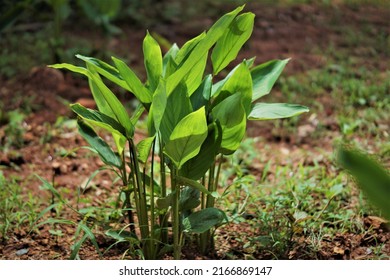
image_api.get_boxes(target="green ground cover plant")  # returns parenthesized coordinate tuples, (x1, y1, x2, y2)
(51, 5, 308, 259)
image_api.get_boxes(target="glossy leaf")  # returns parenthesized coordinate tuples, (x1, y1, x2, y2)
(166, 5, 244, 95)
(137, 136, 155, 164)
(75, 54, 129, 90)
(248, 103, 309, 120)
(175, 32, 206, 65)
(164, 107, 208, 169)
(159, 83, 192, 144)
(211, 12, 255, 75)
(251, 59, 289, 101)
(70, 103, 127, 137)
(190, 74, 212, 112)
(212, 61, 252, 114)
(180, 122, 222, 180)
(212, 93, 246, 154)
(112, 56, 152, 105)
(143, 31, 163, 92)
(147, 79, 167, 135)
(77, 120, 121, 168)
(86, 70, 134, 138)
(182, 208, 226, 234)
(49, 63, 88, 76)
(162, 43, 179, 78)
(338, 147, 390, 220)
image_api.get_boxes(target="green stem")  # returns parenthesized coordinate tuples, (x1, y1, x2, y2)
(121, 148, 136, 235)
(159, 134, 168, 244)
(150, 139, 156, 255)
(129, 139, 151, 257)
(171, 166, 181, 260)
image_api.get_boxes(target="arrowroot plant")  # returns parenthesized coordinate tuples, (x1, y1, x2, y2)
(51, 5, 308, 259)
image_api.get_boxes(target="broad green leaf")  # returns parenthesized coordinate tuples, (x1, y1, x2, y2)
(112, 56, 152, 105)
(162, 43, 179, 77)
(176, 176, 218, 197)
(75, 54, 129, 90)
(251, 59, 289, 101)
(211, 58, 253, 98)
(71, 103, 127, 137)
(211, 12, 255, 75)
(78, 120, 122, 168)
(159, 83, 192, 144)
(180, 186, 200, 211)
(143, 31, 163, 92)
(212, 93, 246, 154)
(182, 208, 226, 234)
(186, 50, 209, 96)
(176, 32, 206, 64)
(166, 5, 244, 95)
(180, 122, 222, 180)
(212, 61, 253, 114)
(248, 103, 309, 120)
(147, 79, 167, 135)
(190, 74, 212, 112)
(81, 70, 134, 138)
(137, 136, 155, 164)
(171, 32, 208, 96)
(164, 107, 208, 169)
(337, 147, 390, 220)
(168, 32, 207, 95)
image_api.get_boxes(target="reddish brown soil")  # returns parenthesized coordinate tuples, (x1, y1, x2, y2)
(0, 3, 389, 260)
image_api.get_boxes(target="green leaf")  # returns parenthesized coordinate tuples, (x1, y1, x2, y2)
(182, 208, 226, 234)
(176, 176, 218, 198)
(211, 12, 255, 75)
(78, 120, 122, 168)
(212, 93, 246, 154)
(175, 32, 206, 65)
(180, 186, 200, 211)
(251, 59, 289, 101)
(180, 122, 222, 180)
(143, 31, 163, 92)
(159, 82, 193, 144)
(49, 63, 88, 76)
(248, 103, 309, 120)
(147, 79, 167, 135)
(70, 103, 127, 137)
(166, 5, 244, 95)
(163, 43, 179, 78)
(85, 69, 134, 138)
(137, 136, 155, 164)
(75, 54, 129, 90)
(112, 56, 152, 105)
(337, 147, 390, 220)
(164, 107, 208, 169)
(212, 61, 253, 114)
(190, 74, 212, 112)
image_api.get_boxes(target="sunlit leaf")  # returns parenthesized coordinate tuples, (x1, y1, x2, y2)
(164, 107, 208, 169)
(248, 103, 309, 120)
(251, 58, 289, 101)
(143, 31, 163, 92)
(112, 56, 152, 105)
(211, 12, 255, 75)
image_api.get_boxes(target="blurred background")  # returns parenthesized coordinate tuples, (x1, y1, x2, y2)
(0, 0, 389, 260)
